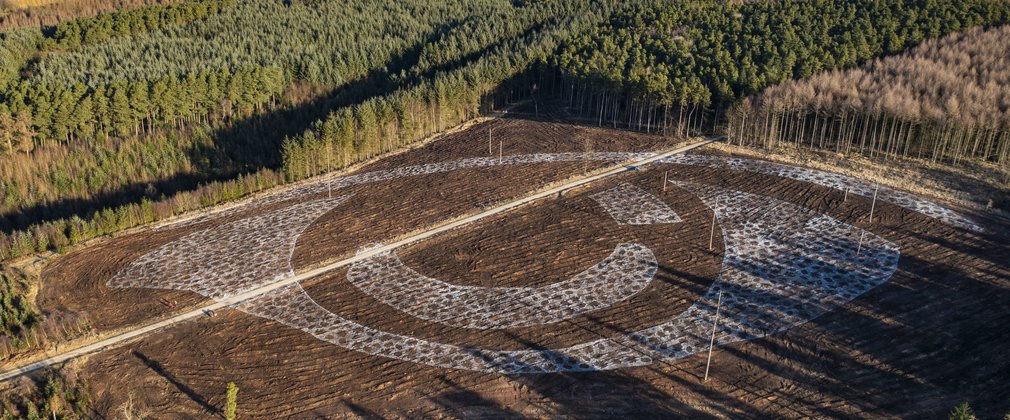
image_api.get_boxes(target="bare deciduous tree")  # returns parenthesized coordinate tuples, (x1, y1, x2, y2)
(729, 25, 1010, 167)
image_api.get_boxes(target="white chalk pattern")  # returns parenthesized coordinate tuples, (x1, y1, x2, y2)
(238, 182, 899, 373)
(663, 154, 981, 231)
(346, 243, 657, 329)
(108, 197, 349, 299)
(591, 183, 682, 225)
(164, 152, 653, 229)
(110, 151, 905, 373)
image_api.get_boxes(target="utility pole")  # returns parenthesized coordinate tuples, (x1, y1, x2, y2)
(704, 290, 723, 382)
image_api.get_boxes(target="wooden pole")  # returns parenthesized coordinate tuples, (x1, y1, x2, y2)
(704, 290, 723, 382)
(868, 184, 879, 222)
(327, 141, 333, 198)
(856, 231, 865, 256)
(663, 170, 668, 193)
(489, 128, 492, 156)
(499, 137, 503, 164)
(709, 199, 718, 251)
(843, 188, 848, 203)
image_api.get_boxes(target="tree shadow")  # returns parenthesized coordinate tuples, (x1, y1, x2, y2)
(132, 351, 220, 416)
(0, 13, 574, 237)
(426, 375, 524, 418)
(337, 399, 384, 419)
(0, 17, 499, 235)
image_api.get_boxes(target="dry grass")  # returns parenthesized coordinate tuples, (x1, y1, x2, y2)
(709, 142, 1010, 214)
(1, 0, 51, 9)
(0, 0, 59, 9)
(0, 0, 174, 29)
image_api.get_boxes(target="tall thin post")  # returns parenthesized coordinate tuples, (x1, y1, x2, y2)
(499, 137, 503, 164)
(709, 199, 718, 251)
(868, 184, 879, 222)
(843, 188, 848, 203)
(663, 170, 669, 193)
(704, 290, 723, 382)
(488, 128, 493, 156)
(856, 231, 865, 256)
(326, 141, 333, 198)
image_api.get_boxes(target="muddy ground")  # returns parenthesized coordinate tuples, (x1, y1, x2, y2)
(16, 113, 1010, 418)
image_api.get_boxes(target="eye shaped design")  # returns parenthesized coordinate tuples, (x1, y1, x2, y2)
(106, 153, 946, 374)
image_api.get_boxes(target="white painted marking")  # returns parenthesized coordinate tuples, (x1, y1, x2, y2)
(346, 244, 656, 328)
(0, 140, 715, 381)
(591, 183, 682, 225)
(663, 154, 981, 231)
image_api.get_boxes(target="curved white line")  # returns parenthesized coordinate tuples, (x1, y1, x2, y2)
(108, 196, 351, 300)
(164, 152, 657, 229)
(238, 181, 900, 373)
(0, 139, 714, 381)
(346, 244, 657, 328)
(663, 154, 981, 232)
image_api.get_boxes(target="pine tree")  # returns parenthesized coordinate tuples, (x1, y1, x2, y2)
(109, 85, 133, 137)
(225, 382, 238, 420)
(0, 109, 14, 154)
(12, 110, 34, 155)
(949, 402, 976, 420)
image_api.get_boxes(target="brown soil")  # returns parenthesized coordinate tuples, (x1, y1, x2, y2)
(37, 116, 676, 332)
(23, 115, 1010, 418)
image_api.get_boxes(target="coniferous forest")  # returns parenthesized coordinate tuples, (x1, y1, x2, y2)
(1, 0, 1009, 262)
(3, 2, 1010, 417)
(551, 0, 1010, 135)
(0, 0, 174, 30)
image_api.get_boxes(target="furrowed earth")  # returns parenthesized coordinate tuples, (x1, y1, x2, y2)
(13, 113, 1010, 418)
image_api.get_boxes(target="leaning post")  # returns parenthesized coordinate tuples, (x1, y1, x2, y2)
(709, 198, 718, 251)
(704, 290, 724, 382)
(856, 231, 866, 256)
(868, 184, 879, 222)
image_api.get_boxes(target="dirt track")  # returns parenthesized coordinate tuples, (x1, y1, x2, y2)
(22, 115, 1010, 417)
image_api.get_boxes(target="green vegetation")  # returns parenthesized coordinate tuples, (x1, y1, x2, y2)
(728, 25, 1010, 166)
(552, 0, 1010, 135)
(279, 3, 600, 180)
(0, 268, 37, 337)
(0, 267, 91, 355)
(0, 0, 609, 261)
(1, 0, 1008, 268)
(1, 0, 175, 31)
(0, 2, 1008, 417)
(0, 370, 91, 419)
(0, 1, 1008, 411)
(225, 382, 238, 420)
(48, 0, 234, 50)
(0, 0, 234, 90)
(950, 402, 976, 420)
